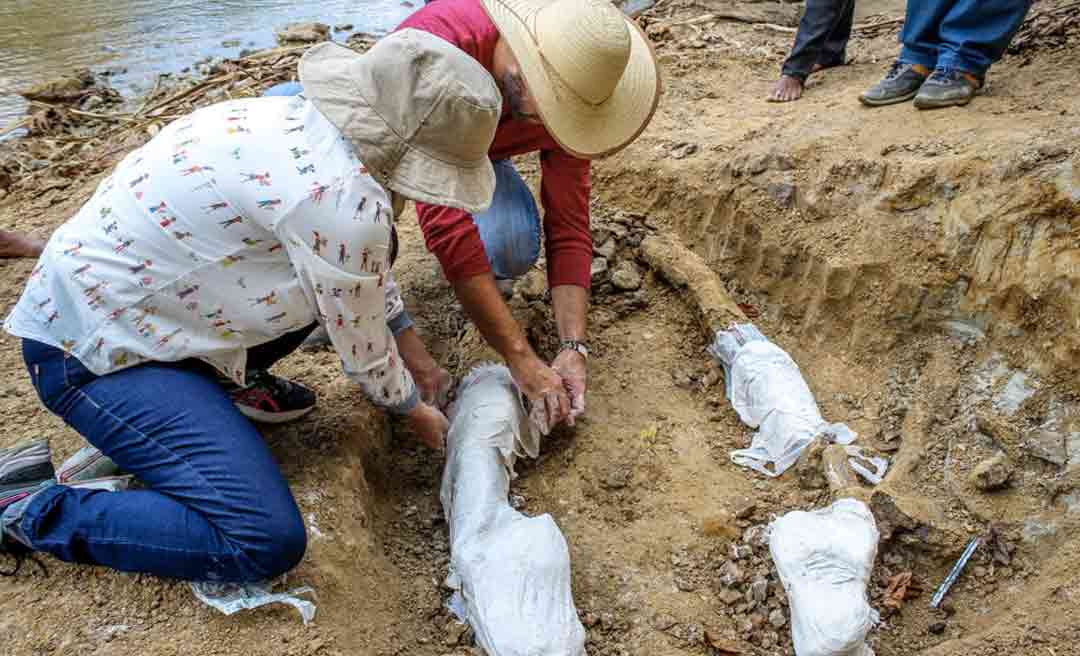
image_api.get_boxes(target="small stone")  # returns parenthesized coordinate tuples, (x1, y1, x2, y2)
(973, 565, 987, 578)
(582, 612, 600, 628)
(590, 257, 609, 282)
(221, 39, 242, 47)
(652, 614, 677, 631)
(768, 609, 787, 629)
(519, 269, 547, 300)
(749, 613, 766, 631)
(334, 23, 354, 32)
(970, 452, 1014, 491)
(823, 444, 860, 491)
(734, 501, 757, 520)
(675, 576, 696, 592)
(720, 561, 744, 586)
(749, 578, 768, 603)
(276, 22, 331, 44)
(670, 142, 699, 159)
(610, 261, 643, 291)
(766, 183, 797, 208)
(718, 588, 743, 606)
(729, 543, 752, 561)
(594, 238, 616, 259)
(80, 95, 105, 111)
(929, 621, 947, 635)
(445, 621, 468, 646)
(737, 618, 753, 635)
(940, 599, 956, 616)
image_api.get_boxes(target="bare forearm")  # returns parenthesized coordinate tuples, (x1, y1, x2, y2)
(452, 273, 535, 364)
(394, 327, 438, 377)
(551, 284, 588, 341)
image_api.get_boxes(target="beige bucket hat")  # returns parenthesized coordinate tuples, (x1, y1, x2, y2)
(481, 0, 661, 159)
(298, 29, 503, 214)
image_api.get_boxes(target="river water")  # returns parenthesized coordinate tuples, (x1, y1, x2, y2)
(0, 0, 416, 129)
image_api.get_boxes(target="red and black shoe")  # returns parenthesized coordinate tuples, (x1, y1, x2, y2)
(229, 371, 317, 424)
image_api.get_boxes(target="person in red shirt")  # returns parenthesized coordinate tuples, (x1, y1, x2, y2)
(398, 0, 661, 433)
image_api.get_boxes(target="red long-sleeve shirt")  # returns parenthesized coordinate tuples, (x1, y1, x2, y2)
(397, 0, 593, 289)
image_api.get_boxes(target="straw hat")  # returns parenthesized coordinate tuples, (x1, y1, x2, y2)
(481, 0, 661, 159)
(299, 30, 503, 214)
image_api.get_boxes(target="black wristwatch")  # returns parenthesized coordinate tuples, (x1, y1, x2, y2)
(559, 340, 589, 360)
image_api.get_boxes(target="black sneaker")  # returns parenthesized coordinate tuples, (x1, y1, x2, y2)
(230, 371, 317, 424)
(859, 60, 928, 106)
(913, 68, 980, 109)
(0, 439, 55, 495)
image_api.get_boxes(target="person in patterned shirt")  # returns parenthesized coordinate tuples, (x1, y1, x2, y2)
(0, 31, 501, 583)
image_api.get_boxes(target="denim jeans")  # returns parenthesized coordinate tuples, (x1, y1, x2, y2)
(781, 0, 855, 80)
(262, 82, 543, 279)
(899, 0, 1033, 76)
(17, 331, 313, 582)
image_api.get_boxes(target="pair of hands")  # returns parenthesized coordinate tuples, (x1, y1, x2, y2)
(511, 348, 587, 436)
(407, 348, 588, 451)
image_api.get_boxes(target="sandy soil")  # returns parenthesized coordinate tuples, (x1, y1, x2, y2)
(1, 2, 1078, 655)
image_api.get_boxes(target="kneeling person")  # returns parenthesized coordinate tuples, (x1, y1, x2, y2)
(0, 30, 501, 582)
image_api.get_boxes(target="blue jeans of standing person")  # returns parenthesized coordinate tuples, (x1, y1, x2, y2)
(15, 329, 315, 582)
(781, 0, 855, 80)
(263, 82, 543, 280)
(899, 0, 1033, 77)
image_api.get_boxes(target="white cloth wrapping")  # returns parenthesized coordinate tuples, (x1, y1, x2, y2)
(709, 324, 856, 477)
(769, 499, 880, 656)
(440, 365, 586, 656)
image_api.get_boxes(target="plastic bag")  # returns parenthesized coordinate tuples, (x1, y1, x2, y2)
(708, 324, 856, 477)
(769, 499, 880, 656)
(190, 580, 317, 625)
(441, 364, 586, 656)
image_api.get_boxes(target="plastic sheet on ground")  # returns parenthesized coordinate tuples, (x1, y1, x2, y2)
(441, 364, 586, 656)
(845, 446, 889, 486)
(708, 324, 856, 477)
(769, 498, 880, 656)
(190, 580, 317, 625)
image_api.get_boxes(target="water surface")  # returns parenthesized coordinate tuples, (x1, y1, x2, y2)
(0, 0, 416, 128)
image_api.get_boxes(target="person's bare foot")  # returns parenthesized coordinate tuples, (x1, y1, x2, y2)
(768, 75, 804, 102)
(0, 230, 45, 259)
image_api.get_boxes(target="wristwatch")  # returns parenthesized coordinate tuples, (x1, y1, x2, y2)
(559, 339, 589, 360)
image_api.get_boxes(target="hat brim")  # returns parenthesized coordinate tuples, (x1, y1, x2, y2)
(481, 0, 662, 159)
(299, 42, 496, 214)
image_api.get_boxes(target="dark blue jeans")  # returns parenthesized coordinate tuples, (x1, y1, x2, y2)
(17, 330, 314, 582)
(781, 0, 855, 80)
(899, 0, 1033, 76)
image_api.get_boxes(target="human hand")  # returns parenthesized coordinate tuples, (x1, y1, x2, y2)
(407, 402, 450, 452)
(414, 365, 453, 410)
(508, 354, 570, 436)
(551, 348, 587, 426)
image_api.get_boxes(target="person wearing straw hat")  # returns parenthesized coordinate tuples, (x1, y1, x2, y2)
(0, 31, 501, 582)
(399, 0, 661, 434)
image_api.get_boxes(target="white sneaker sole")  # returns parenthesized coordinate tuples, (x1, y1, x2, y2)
(235, 404, 316, 424)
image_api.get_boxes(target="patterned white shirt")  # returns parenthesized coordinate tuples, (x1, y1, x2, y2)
(5, 96, 417, 413)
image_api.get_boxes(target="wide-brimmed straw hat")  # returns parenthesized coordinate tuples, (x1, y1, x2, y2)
(299, 30, 503, 213)
(480, 0, 661, 159)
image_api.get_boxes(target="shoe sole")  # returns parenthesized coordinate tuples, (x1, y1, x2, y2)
(913, 95, 974, 109)
(236, 403, 316, 424)
(858, 89, 919, 107)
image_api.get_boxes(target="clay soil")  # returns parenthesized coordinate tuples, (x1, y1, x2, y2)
(1, 2, 1079, 655)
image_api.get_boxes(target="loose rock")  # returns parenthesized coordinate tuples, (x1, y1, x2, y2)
(970, 452, 1014, 491)
(610, 261, 643, 291)
(590, 257, 609, 282)
(276, 22, 330, 44)
(768, 609, 787, 629)
(929, 621, 947, 635)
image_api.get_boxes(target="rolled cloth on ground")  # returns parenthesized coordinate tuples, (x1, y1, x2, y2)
(440, 364, 586, 656)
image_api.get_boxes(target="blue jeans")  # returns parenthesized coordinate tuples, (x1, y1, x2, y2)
(17, 334, 310, 582)
(899, 0, 1032, 76)
(263, 82, 542, 279)
(782, 0, 855, 80)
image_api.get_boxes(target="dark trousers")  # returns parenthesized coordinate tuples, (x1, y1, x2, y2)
(16, 327, 316, 582)
(899, 0, 1033, 77)
(781, 0, 856, 80)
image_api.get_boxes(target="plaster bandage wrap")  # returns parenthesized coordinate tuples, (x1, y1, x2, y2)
(709, 324, 857, 477)
(769, 499, 880, 656)
(441, 365, 587, 656)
